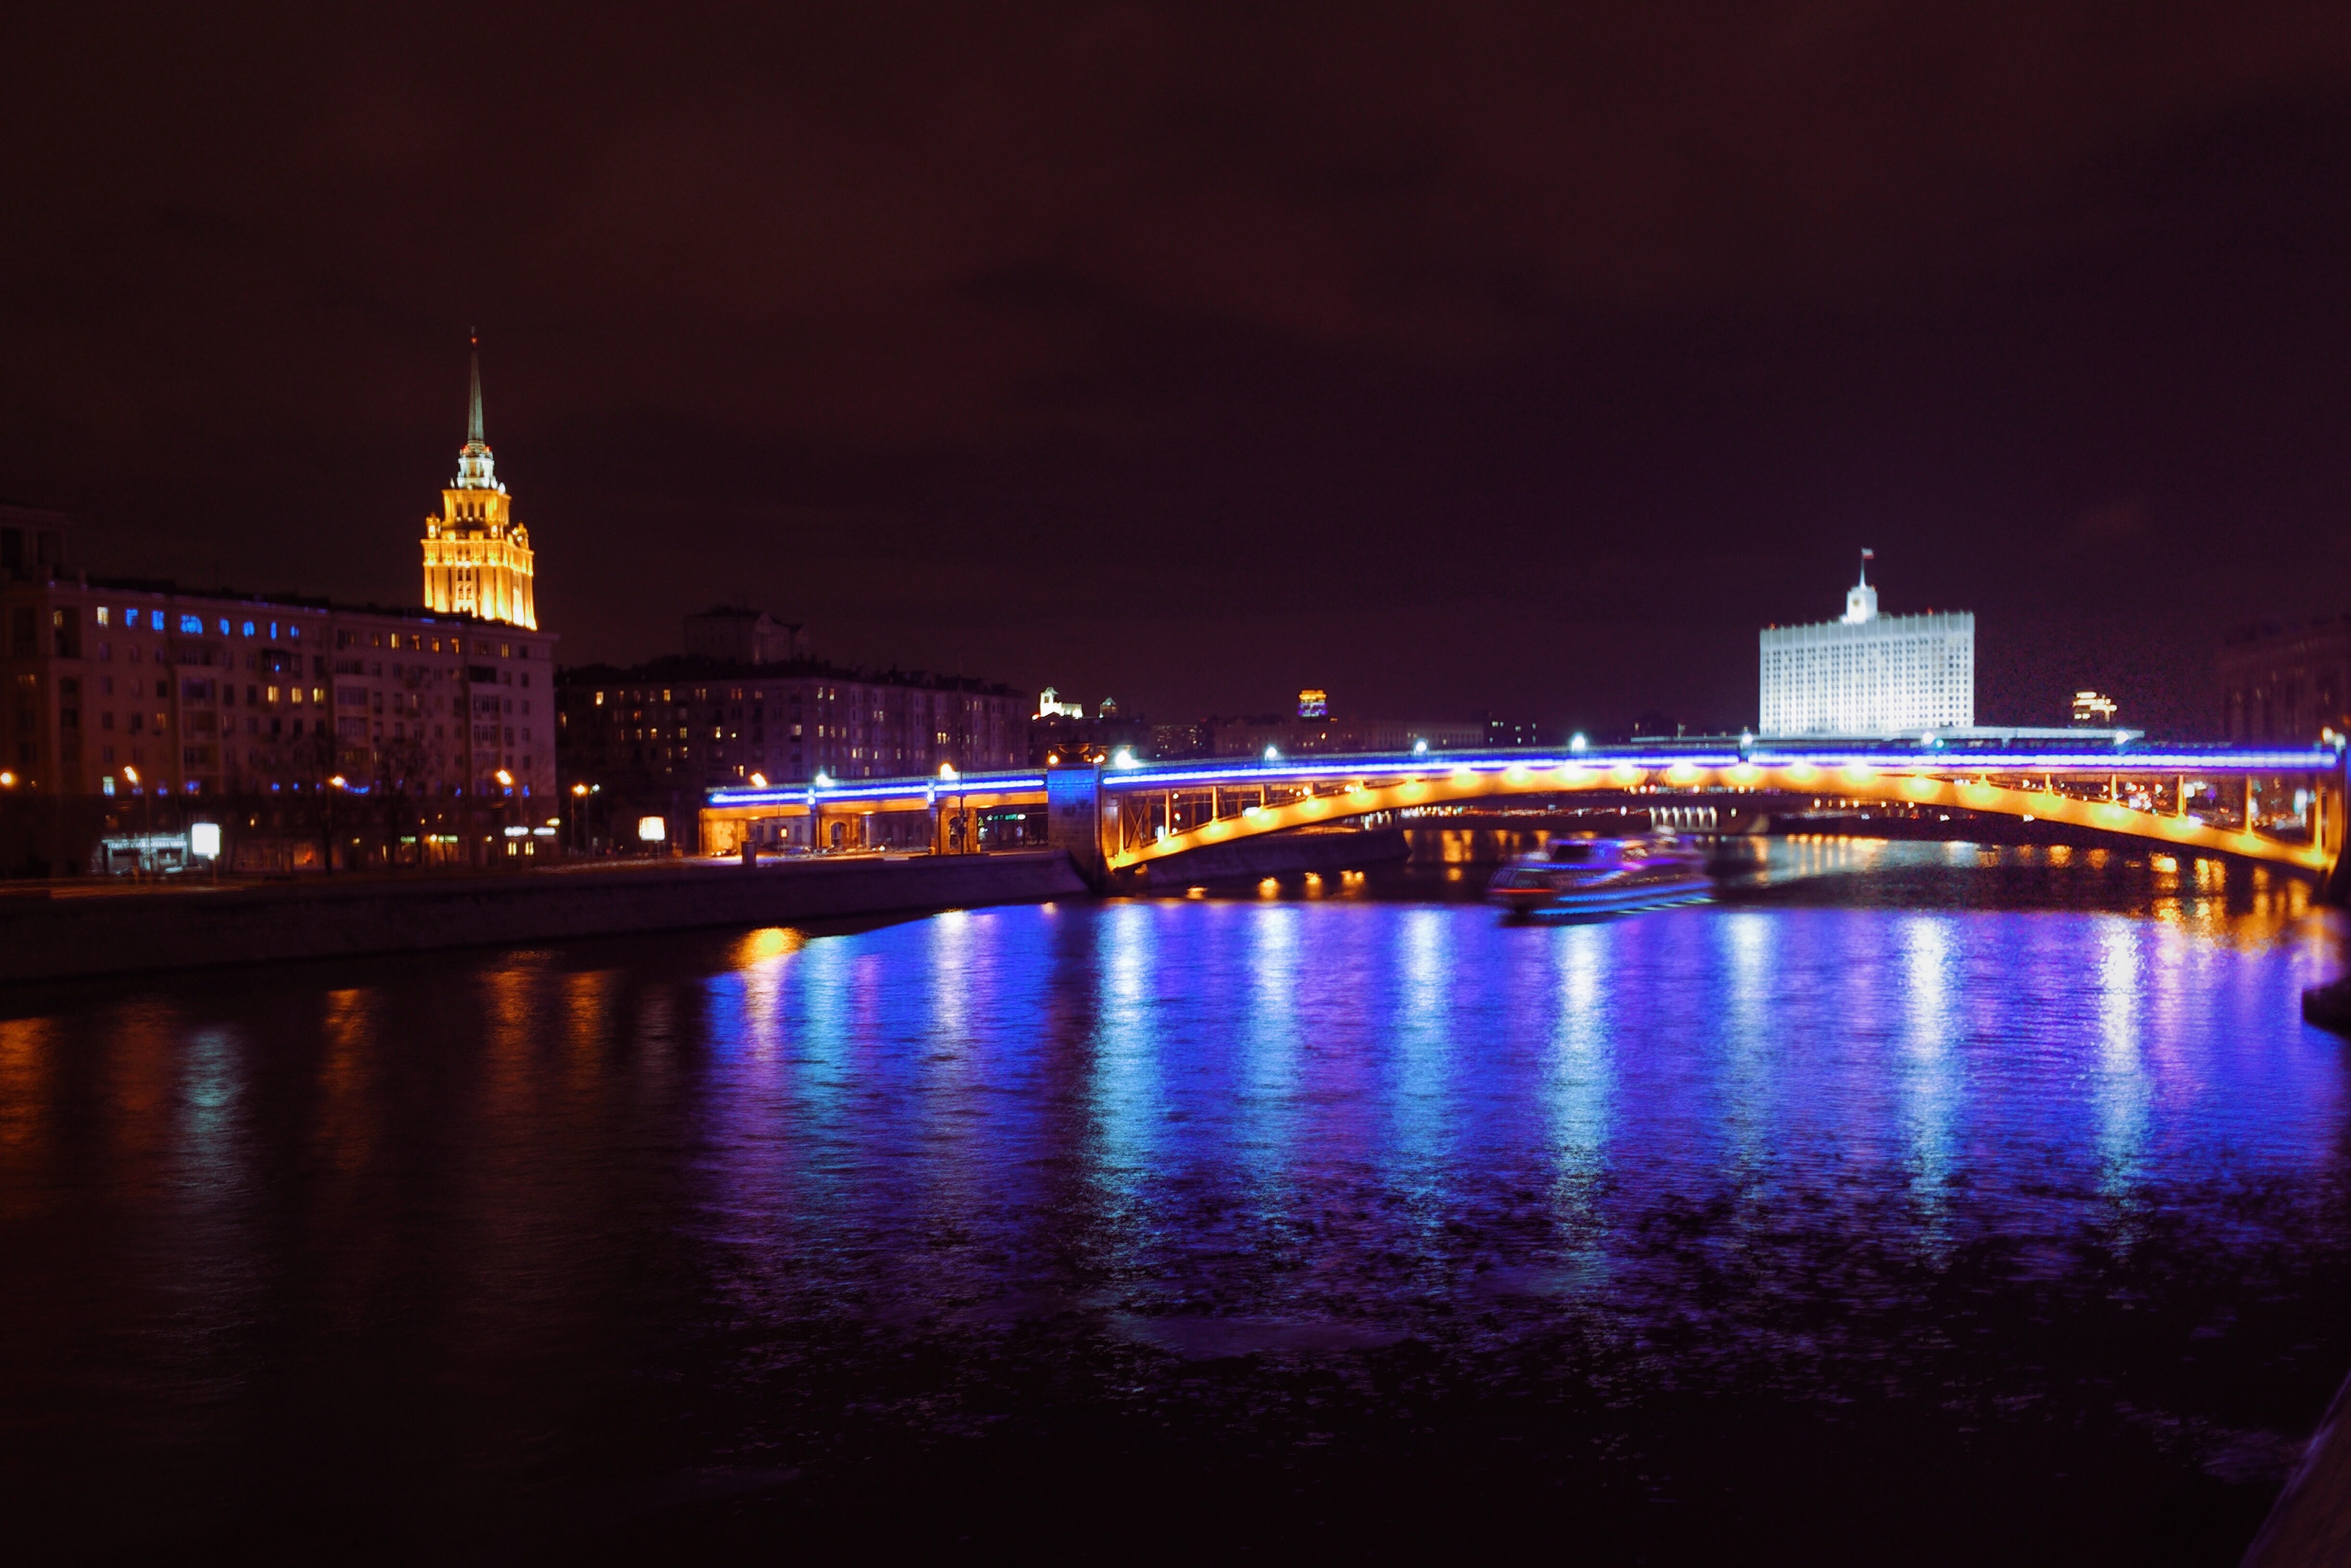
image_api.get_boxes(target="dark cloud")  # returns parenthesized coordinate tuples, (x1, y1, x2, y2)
(4, 1, 2351, 733)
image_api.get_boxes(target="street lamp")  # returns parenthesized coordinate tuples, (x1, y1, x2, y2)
(325, 773, 348, 873)
(938, 762, 965, 853)
(123, 765, 150, 879)
(494, 770, 514, 864)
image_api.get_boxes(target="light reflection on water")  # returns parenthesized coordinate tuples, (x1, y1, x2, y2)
(4, 838, 2351, 1556)
(655, 861, 2350, 1336)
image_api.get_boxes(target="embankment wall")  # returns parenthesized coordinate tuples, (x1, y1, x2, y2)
(0, 852, 1090, 986)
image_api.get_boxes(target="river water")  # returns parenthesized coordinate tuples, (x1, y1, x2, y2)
(5, 841, 2350, 1563)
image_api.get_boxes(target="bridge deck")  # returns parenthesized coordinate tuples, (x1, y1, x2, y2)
(700, 741, 2347, 874)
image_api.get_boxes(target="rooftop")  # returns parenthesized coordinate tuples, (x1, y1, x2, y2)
(557, 653, 1014, 696)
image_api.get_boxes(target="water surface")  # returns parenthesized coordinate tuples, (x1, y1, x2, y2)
(3, 842, 2347, 1563)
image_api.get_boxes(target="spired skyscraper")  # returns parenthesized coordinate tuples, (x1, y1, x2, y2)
(1758, 552, 1973, 736)
(421, 340, 538, 630)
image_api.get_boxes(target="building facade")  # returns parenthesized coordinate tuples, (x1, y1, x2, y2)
(2219, 619, 2351, 744)
(0, 563, 556, 805)
(1759, 560, 1974, 736)
(0, 546, 557, 873)
(420, 344, 537, 630)
(557, 658, 1025, 846)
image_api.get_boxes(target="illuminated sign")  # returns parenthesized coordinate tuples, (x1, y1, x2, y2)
(637, 816, 668, 843)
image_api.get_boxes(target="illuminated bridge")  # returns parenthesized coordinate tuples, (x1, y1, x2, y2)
(700, 738, 2348, 887)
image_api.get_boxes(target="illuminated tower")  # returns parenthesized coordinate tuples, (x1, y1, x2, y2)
(421, 339, 537, 629)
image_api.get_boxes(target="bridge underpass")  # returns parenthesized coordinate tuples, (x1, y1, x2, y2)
(701, 741, 2348, 890)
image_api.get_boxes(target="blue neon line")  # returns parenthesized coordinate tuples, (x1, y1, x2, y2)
(705, 747, 2336, 807)
(708, 772, 1047, 806)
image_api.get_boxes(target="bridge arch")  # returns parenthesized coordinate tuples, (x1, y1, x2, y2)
(1100, 753, 2341, 877)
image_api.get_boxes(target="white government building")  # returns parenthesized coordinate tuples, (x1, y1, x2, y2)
(1759, 557, 1974, 736)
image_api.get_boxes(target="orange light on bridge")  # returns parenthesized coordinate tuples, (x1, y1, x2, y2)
(1608, 762, 1641, 787)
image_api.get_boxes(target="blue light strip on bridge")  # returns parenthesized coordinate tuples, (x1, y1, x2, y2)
(1102, 745, 2341, 791)
(708, 771, 1048, 808)
(703, 744, 2340, 810)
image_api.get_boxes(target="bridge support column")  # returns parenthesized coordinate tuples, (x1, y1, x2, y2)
(1048, 764, 1110, 888)
(2324, 756, 2351, 906)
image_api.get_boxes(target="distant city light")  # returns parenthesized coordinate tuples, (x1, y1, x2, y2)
(1112, 748, 1138, 768)
(1411, 738, 1428, 756)
(2070, 690, 2119, 727)
(1264, 745, 1281, 761)
(189, 823, 221, 858)
(938, 762, 958, 780)
(1297, 688, 1328, 719)
(749, 772, 768, 787)
(1569, 733, 1588, 753)
(636, 816, 668, 843)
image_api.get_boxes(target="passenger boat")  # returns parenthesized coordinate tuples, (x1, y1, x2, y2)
(1485, 833, 1713, 918)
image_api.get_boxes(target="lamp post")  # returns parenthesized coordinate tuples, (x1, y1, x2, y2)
(570, 781, 589, 857)
(939, 761, 970, 854)
(327, 774, 347, 873)
(122, 764, 149, 879)
(495, 769, 514, 866)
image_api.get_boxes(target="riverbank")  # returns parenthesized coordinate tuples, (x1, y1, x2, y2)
(0, 851, 1089, 986)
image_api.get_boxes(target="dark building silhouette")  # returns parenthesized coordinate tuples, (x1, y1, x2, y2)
(2219, 619, 2351, 743)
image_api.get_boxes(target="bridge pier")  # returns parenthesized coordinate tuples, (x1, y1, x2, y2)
(1047, 764, 1111, 889)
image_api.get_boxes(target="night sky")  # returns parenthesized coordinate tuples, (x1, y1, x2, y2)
(6, 3, 2351, 736)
